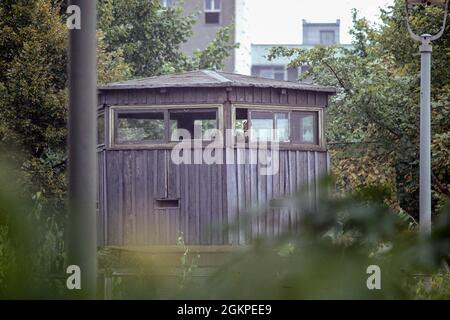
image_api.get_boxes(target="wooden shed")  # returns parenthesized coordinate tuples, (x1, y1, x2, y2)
(97, 70, 336, 247)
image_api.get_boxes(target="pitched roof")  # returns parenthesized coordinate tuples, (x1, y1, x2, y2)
(98, 70, 336, 94)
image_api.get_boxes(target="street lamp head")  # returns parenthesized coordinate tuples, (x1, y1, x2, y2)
(406, 0, 447, 8)
(405, 0, 449, 41)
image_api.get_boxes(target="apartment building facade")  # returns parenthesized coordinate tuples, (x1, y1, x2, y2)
(163, 0, 251, 75)
(251, 20, 344, 82)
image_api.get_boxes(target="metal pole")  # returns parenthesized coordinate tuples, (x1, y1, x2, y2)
(68, 0, 97, 299)
(419, 35, 432, 236)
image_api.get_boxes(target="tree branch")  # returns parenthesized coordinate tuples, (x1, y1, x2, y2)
(432, 172, 450, 195)
(322, 60, 352, 95)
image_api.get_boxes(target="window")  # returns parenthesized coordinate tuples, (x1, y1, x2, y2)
(234, 108, 248, 143)
(249, 111, 289, 142)
(116, 111, 165, 144)
(170, 109, 217, 141)
(291, 111, 318, 144)
(259, 67, 285, 81)
(235, 108, 320, 146)
(204, 0, 221, 24)
(275, 113, 289, 142)
(161, 0, 174, 8)
(320, 31, 335, 45)
(97, 113, 105, 146)
(250, 111, 273, 142)
(287, 67, 299, 82)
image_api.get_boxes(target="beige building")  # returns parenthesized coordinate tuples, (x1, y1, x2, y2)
(163, 0, 251, 74)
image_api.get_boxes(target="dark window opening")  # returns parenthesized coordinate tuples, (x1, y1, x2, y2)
(170, 109, 217, 141)
(155, 199, 180, 208)
(204, 0, 221, 24)
(97, 113, 105, 146)
(205, 12, 220, 24)
(116, 112, 165, 144)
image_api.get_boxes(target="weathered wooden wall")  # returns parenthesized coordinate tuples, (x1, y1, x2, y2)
(97, 86, 330, 246)
(226, 149, 328, 245)
(98, 149, 328, 246)
(98, 87, 328, 108)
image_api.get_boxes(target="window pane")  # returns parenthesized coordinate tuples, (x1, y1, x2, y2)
(274, 72, 285, 81)
(320, 31, 335, 45)
(250, 111, 273, 142)
(300, 114, 316, 144)
(170, 109, 217, 140)
(117, 112, 165, 144)
(205, 0, 212, 10)
(205, 12, 220, 24)
(213, 0, 221, 10)
(97, 114, 105, 145)
(291, 111, 318, 144)
(234, 108, 248, 143)
(259, 69, 273, 79)
(275, 113, 289, 142)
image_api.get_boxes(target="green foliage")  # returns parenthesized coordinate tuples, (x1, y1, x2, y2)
(179, 179, 450, 299)
(0, 159, 67, 298)
(95, 178, 450, 299)
(0, 0, 131, 291)
(98, 0, 237, 77)
(269, 0, 450, 218)
(0, 0, 131, 212)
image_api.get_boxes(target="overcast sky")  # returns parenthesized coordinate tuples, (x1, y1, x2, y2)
(247, 0, 395, 44)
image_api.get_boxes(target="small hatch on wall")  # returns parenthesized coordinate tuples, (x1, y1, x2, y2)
(155, 198, 180, 209)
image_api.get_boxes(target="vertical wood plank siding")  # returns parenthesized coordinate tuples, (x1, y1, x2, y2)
(98, 87, 326, 107)
(97, 86, 331, 246)
(100, 149, 327, 246)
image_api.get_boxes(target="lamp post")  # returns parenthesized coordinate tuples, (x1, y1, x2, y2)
(404, 0, 449, 236)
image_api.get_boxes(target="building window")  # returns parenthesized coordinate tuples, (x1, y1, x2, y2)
(320, 31, 335, 45)
(235, 108, 319, 145)
(275, 113, 289, 142)
(97, 113, 105, 146)
(204, 0, 221, 24)
(116, 111, 165, 144)
(249, 111, 289, 142)
(161, 0, 174, 8)
(170, 109, 218, 141)
(291, 111, 318, 144)
(259, 67, 285, 81)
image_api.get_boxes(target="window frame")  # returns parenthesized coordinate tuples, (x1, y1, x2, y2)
(204, 0, 221, 24)
(231, 104, 324, 149)
(204, 0, 221, 12)
(97, 111, 106, 148)
(258, 66, 286, 81)
(109, 104, 224, 148)
(114, 109, 168, 145)
(291, 111, 319, 145)
(169, 108, 219, 142)
(248, 110, 290, 143)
